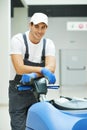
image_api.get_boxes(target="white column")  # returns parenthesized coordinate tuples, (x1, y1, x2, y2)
(0, 0, 10, 104)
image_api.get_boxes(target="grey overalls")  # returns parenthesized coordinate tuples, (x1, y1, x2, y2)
(9, 34, 46, 130)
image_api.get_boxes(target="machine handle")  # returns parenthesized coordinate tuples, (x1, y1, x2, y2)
(16, 85, 32, 91)
(47, 84, 60, 89)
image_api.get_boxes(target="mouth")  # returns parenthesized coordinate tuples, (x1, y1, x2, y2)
(36, 33, 42, 39)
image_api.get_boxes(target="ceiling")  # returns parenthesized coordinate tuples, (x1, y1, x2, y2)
(11, 0, 24, 8)
(11, 0, 87, 17)
(21, 0, 87, 5)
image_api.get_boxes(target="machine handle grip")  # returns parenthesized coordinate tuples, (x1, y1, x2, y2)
(47, 84, 60, 89)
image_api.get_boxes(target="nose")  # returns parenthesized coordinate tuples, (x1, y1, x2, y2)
(38, 27, 42, 33)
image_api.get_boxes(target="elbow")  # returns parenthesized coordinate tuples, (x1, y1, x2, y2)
(16, 70, 22, 75)
(46, 66, 56, 73)
(15, 68, 24, 75)
(51, 68, 55, 73)
(50, 65, 56, 73)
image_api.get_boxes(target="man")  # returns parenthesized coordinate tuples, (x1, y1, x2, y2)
(9, 12, 56, 130)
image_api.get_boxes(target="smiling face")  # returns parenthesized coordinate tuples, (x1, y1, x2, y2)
(29, 22, 47, 44)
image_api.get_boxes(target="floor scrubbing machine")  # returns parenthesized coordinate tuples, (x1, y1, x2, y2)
(24, 77, 87, 130)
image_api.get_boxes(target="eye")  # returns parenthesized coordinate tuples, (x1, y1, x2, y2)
(42, 26, 45, 29)
(35, 25, 39, 28)
(42, 25, 47, 29)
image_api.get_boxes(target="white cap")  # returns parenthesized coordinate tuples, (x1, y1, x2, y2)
(30, 12, 48, 26)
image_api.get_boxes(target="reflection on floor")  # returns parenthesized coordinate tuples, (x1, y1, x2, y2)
(0, 85, 87, 130)
(0, 105, 11, 130)
(60, 85, 87, 98)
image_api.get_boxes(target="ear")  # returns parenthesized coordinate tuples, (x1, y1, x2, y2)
(29, 22, 33, 29)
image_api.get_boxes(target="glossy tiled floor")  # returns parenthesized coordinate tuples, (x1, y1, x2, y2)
(0, 89, 60, 130)
(0, 105, 11, 130)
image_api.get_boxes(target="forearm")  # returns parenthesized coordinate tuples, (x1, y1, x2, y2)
(16, 64, 42, 75)
(11, 54, 42, 75)
(22, 65, 43, 77)
(11, 55, 56, 76)
(45, 65, 56, 73)
(45, 56, 56, 73)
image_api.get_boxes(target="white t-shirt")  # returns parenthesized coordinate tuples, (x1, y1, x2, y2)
(10, 31, 55, 80)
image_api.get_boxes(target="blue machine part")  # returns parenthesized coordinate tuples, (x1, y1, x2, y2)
(26, 102, 87, 130)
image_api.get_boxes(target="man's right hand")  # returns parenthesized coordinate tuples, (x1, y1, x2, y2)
(41, 68, 56, 84)
(21, 73, 37, 84)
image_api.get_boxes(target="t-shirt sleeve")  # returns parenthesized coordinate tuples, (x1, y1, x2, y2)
(45, 39, 55, 56)
(10, 34, 23, 55)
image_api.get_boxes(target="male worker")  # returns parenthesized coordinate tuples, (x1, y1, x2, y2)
(9, 12, 56, 130)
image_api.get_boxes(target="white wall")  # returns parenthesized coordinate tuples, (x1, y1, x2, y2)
(44, 17, 87, 84)
(11, 8, 28, 36)
(46, 17, 87, 50)
(0, 0, 10, 104)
